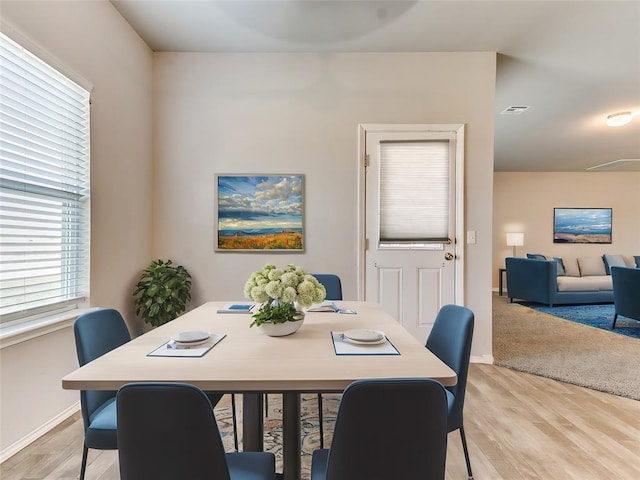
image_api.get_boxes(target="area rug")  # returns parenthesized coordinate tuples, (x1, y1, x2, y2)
(518, 302, 640, 340)
(493, 294, 640, 401)
(216, 394, 340, 480)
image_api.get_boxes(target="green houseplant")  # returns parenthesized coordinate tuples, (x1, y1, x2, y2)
(133, 259, 192, 327)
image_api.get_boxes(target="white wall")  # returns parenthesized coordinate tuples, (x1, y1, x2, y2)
(493, 172, 640, 288)
(0, 0, 153, 458)
(153, 51, 496, 361)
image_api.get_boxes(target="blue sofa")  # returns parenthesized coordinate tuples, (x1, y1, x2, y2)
(505, 257, 615, 306)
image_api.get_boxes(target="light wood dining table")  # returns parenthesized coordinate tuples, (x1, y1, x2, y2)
(62, 301, 457, 480)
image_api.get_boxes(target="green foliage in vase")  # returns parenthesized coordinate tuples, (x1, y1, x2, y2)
(133, 259, 192, 327)
(249, 300, 302, 328)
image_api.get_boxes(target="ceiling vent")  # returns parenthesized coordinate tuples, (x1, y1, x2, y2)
(500, 106, 531, 115)
(587, 159, 640, 171)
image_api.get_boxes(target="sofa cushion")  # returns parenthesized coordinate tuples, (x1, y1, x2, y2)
(561, 257, 580, 277)
(526, 253, 565, 276)
(557, 275, 612, 292)
(634, 255, 640, 267)
(577, 256, 606, 276)
(552, 257, 566, 276)
(603, 254, 627, 274)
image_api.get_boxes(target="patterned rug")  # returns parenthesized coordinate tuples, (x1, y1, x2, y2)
(518, 302, 640, 339)
(215, 394, 340, 480)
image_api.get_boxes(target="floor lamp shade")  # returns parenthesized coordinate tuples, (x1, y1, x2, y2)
(506, 232, 524, 257)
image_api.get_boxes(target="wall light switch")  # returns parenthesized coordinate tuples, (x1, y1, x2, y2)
(467, 230, 477, 244)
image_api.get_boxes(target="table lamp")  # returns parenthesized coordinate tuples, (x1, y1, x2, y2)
(506, 232, 524, 257)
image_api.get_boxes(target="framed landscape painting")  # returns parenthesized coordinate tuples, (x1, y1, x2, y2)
(215, 174, 304, 251)
(553, 208, 612, 244)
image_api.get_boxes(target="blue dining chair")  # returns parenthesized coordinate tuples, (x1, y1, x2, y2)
(310, 378, 448, 480)
(425, 304, 475, 480)
(611, 266, 640, 329)
(116, 382, 275, 480)
(312, 274, 343, 301)
(313, 273, 342, 448)
(73, 308, 131, 480)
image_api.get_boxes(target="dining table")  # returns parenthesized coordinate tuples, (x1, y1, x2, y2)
(62, 301, 457, 480)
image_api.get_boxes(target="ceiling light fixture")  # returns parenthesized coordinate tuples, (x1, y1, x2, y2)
(606, 111, 632, 127)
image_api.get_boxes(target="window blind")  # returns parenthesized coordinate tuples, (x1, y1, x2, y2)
(379, 140, 449, 243)
(0, 32, 90, 323)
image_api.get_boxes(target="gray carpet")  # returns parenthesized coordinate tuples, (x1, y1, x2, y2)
(493, 294, 640, 401)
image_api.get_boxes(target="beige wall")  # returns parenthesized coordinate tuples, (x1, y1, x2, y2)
(153, 51, 496, 361)
(0, 5, 497, 459)
(493, 172, 640, 289)
(0, 0, 153, 457)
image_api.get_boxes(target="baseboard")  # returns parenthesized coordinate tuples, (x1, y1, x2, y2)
(471, 354, 494, 364)
(0, 401, 80, 464)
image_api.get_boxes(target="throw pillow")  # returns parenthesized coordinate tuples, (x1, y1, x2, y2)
(552, 257, 566, 276)
(635, 256, 640, 268)
(526, 253, 565, 275)
(562, 257, 580, 277)
(603, 254, 627, 274)
(577, 256, 606, 276)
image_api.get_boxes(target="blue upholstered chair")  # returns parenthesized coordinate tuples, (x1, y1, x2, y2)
(312, 274, 342, 448)
(312, 274, 343, 301)
(425, 304, 475, 480)
(116, 382, 275, 480)
(310, 378, 448, 480)
(73, 308, 131, 480)
(611, 266, 640, 329)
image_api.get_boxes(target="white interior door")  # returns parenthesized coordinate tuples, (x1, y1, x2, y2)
(361, 125, 464, 343)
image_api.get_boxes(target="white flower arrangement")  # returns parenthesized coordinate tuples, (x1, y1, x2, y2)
(244, 264, 326, 308)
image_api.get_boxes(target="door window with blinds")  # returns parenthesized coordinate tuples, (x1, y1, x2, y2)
(379, 140, 451, 249)
(0, 32, 90, 324)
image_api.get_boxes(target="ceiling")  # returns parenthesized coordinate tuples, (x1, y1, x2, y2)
(110, 0, 640, 172)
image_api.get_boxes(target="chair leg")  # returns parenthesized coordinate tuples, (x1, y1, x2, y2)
(79, 444, 88, 480)
(459, 426, 473, 480)
(317, 393, 324, 449)
(231, 393, 239, 451)
(612, 313, 618, 329)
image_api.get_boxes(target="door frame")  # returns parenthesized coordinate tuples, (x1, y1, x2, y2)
(356, 123, 466, 303)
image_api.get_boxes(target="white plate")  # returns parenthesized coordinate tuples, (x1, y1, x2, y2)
(342, 335, 387, 346)
(343, 329, 385, 343)
(172, 330, 210, 344)
(169, 337, 211, 348)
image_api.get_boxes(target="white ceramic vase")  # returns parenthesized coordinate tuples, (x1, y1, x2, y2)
(260, 317, 305, 337)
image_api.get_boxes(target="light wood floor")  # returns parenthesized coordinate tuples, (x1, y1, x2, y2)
(2, 363, 639, 479)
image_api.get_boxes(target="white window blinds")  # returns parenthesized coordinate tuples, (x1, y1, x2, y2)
(0, 32, 90, 323)
(379, 140, 449, 243)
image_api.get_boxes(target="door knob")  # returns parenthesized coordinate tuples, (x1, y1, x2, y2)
(444, 252, 454, 261)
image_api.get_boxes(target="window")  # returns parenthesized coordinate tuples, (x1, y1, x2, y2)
(379, 140, 450, 245)
(0, 32, 90, 324)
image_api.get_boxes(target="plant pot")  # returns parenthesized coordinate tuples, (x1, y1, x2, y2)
(260, 317, 305, 337)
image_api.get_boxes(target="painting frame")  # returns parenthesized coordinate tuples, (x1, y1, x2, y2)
(553, 207, 612, 244)
(215, 174, 305, 252)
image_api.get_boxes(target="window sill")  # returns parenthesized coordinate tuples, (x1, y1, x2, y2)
(0, 308, 95, 349)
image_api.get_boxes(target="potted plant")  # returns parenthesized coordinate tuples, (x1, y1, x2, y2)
(133, 259, 192, 327)
(244, 264, 326, 336)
